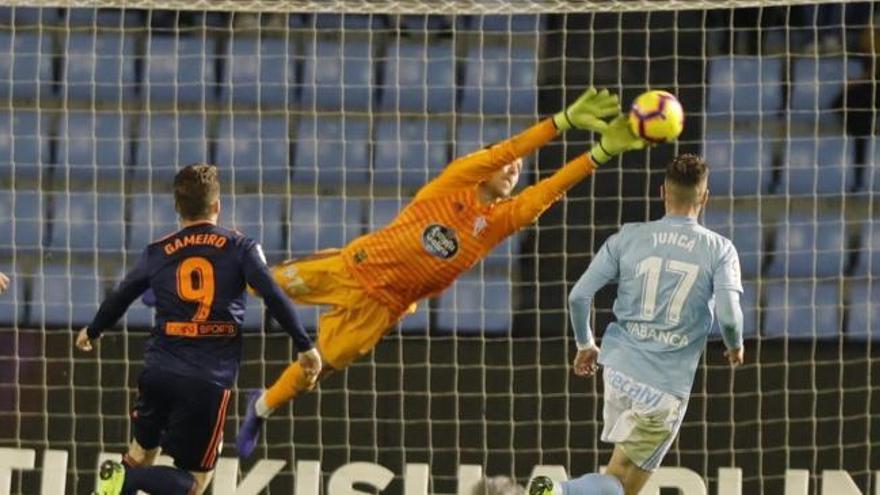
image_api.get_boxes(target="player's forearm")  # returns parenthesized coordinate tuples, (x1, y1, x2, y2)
(86, 285, 145, 338)
(715, 289, 744, 349)
(512, 154, 597, 227)
(568, 288, 596, 349)
(251, 273, 313, 352)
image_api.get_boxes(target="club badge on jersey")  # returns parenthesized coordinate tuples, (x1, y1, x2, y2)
(422, 224, 459, 259)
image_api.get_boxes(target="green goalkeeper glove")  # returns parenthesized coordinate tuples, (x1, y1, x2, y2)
(553, 88, 620, 133)
(589, 115, 647, 165)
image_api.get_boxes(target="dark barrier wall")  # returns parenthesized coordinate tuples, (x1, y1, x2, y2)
(1, 329, 878, 494)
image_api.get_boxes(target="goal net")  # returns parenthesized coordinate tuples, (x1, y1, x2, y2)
(0, 1, 876, 494)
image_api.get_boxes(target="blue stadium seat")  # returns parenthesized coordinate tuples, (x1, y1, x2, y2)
(134, 113, 209, 181)
(224, 35, 293, 107)
(436, 269, 512, 334)
(784, 136, 854, 195)
(460, 14, 544, 32)
(216, 115, 289, 185)
(227, 195, 285, 258)
(455, 119, 518, 157)
(846, 280, 880, 341)
(59, 111, 131, 182)
(379, 39, 455, 113)
(300, 38, 372, 111)
(703, 130, 775, 196)
(702, 207, 761, 278)
(146, 33, 217, 103)
(128, 194, 178, 249)
(461, 44, 538, 115)
(63, 31, 139, 102)
(307, 13, 388, 30)
(374, 117, 448, 186)
(1, 111, 48, 181)
(707, 56, 783, 117)
(762, 281, 840, 339)
(63, 8, 145, 27)
(36, 263, 101, 327)
(0, 6, 54, 26)
(484, 234, 521, 266)
(289, 197, 362, 256)
(46, 192, 98, 252)
(97, 194, 125, 253)
(852, 220, 880, 277)
(763, 215, 846, 279)
(292, 116, 370, 185)
(0, 30, 54, 100)
(790, 57, 863, 113)
(1, 190, 43, 249)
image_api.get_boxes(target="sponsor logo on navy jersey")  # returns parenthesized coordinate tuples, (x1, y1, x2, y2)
(422, 224, 459, 259)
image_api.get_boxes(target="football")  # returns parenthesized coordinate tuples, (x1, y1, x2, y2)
(628, 90, 685, 143)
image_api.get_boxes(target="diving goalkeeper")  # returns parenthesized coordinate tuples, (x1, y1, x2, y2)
(237, 88, 647, 457)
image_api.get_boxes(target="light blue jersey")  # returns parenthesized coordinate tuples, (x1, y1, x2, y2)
(569, 215, 743, 398)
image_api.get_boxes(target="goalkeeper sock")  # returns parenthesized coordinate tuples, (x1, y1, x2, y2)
(264, 361, 313, 411)
(121, 465, 196, 495)
(560, 474, 624, 495)
(255, 393, 275, 418)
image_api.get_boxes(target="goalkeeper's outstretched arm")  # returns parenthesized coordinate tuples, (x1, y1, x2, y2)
(416, 88, 620, 201)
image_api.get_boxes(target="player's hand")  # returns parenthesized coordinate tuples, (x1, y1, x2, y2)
(589, 115, 647, 165)
(298, 348, 323, 383)
(0, 272, 8, 294)
(724, 347, 744, 367)
(75, 327, 96, 352)
(553, 88, 620, 133)
(573, 347, 600, 377)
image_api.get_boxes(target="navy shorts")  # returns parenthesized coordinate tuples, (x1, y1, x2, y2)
(132, 368, 232, 472)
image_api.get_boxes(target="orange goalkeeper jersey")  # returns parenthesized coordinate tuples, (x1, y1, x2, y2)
(341, 119, 597, 314)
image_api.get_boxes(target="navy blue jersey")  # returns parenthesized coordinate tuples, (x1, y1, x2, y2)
(87, 222, 312, 388)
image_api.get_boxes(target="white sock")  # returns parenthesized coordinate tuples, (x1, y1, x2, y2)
(553, 481, 565, 495)
(254, 392, 276, 418)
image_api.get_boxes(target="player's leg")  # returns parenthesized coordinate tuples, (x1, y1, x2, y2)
(528, 473, 623, 495)
(603, 446, 652, 495)
(238, 292, 400, 457)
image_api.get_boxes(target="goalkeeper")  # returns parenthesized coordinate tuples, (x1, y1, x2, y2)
(237, 88, 647, 457)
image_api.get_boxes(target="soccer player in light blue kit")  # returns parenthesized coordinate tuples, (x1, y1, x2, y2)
(530, 154, 745, 495)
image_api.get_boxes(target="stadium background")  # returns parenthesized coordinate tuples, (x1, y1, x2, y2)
(0, 2, 878, 493)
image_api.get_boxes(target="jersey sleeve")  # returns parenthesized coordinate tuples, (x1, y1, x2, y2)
(568, 233, 620, 349)
(713, 241, 744, 293)
(241, 240, 313, 352)
(86, 249, 151, 338)
(414, 119, 559, 201)
(502, 154, 597, 233)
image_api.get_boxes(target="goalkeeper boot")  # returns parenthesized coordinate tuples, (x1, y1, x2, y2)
(95, 460, 125, 495)
(528, 475, 556, 495)
(236, 390, 265, 458)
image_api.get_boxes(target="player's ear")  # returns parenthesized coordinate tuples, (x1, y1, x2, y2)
(211, 199, 221, 216)
(660, 183, 666, 201)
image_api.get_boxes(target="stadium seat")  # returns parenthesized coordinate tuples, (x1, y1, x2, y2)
(35, 263, 101, 327)
(134, 113, 209, 181)
(0, 190, 43, 249)
(0, 30, 55, 100)
(310, 13, 388, 30)
(46, 192, 97, 252)
(703, 130, 775, 196)
(484, 234, 522, 266)
(846, 280, 880, 341)
(0, 6, 53, 26)
(292, 116, 370, 185)
(701, 207, 761, 278)
(784, 136, 853, 196)
(436, 269, 512, 334)
(366, 197, 406, 232)
(300, 38, 372, 111)
(373, 117, 449, 186)
(224, 34, 293, 107)
(227, 195, 285, 258)
(1, 111, 49, 182)
(216, 114, 290, 185)
(706, 56, 783, 117)
(851, 220, 880, 277)
(289, 197, 363, 256)
(63, 31, 139, 103)
(790, 56, 864, 113)
(763, 215, 846, 279)
(460, 44, 538, 115)
(459, 14, 544, 32)
(145, 33, 217, 103)
(97, 194, 125, 253)
(128, 194, 178, 249)
(59, 111, 131, 183)
(379, 39, 455, 113)
(762, 281, 840, 339)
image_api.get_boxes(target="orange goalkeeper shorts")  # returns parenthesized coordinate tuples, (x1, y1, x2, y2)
(271, 249, 413, 369)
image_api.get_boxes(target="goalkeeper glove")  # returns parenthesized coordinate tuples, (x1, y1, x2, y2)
(553, 88, 620, 133)
(589, 115, 646, 165)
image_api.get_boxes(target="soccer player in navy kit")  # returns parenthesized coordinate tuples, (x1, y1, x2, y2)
(76, 164, 322, 495)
